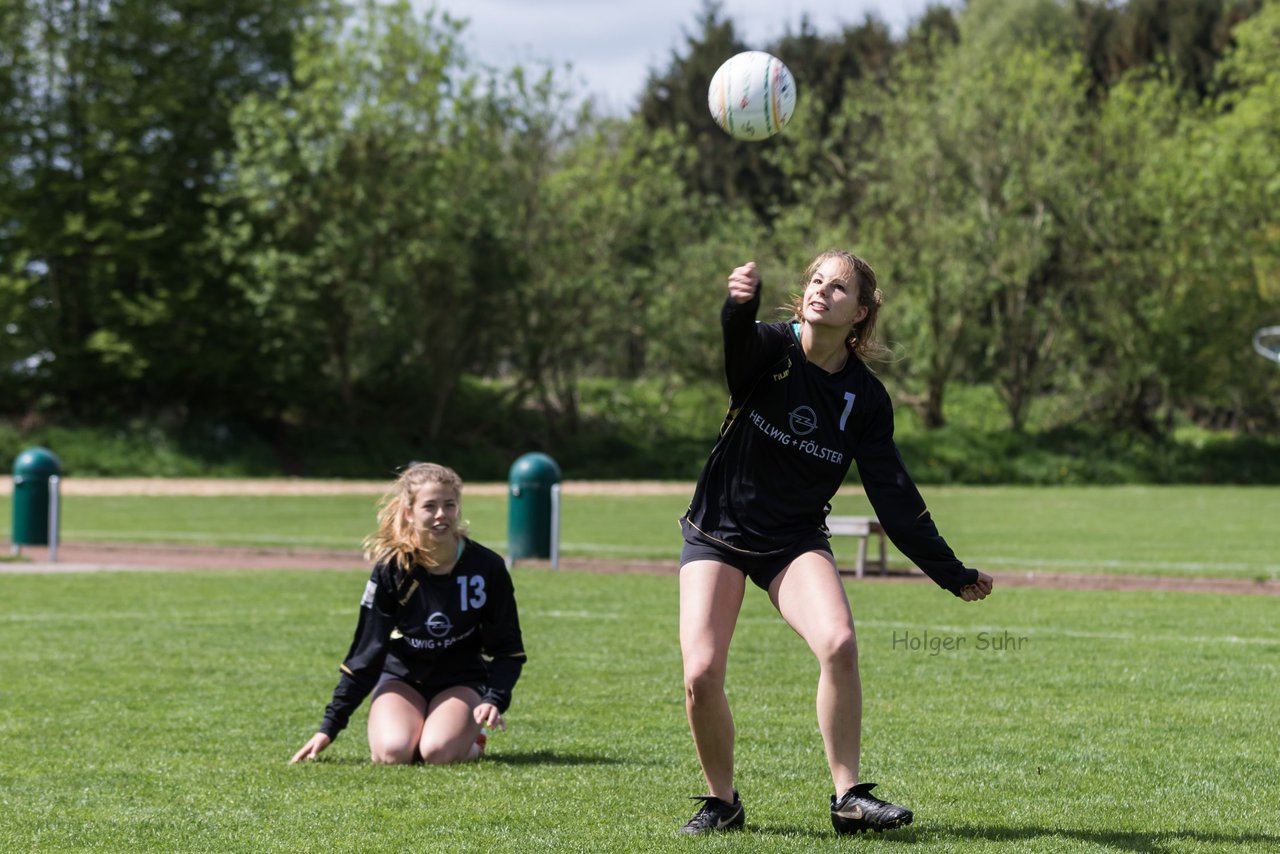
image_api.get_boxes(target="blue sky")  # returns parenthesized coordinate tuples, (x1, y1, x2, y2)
(418, 1, 954, 114)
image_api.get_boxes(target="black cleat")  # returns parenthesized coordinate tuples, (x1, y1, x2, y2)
(679, 791, 744, 835)
(830, 783, 913, 834)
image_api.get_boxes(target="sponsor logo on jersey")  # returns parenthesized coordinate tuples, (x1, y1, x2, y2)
(788, 405, 817, 435)
(426, 611, 453, 638)
(748, 408, 845, 465)
(404, 625, 478, 650)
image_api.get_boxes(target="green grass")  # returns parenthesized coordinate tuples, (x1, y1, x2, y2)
(3, 484, 1278, 579)
(0, 569, 1277, 852)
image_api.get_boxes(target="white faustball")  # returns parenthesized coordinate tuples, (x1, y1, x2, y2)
(707, 51, 798, 141)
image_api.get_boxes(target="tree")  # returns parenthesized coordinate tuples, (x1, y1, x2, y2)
(948, 0, 1090, 430)
(843, 0, 1088, 431)
(1062, 0, 1278, 436)
(209, 1, 569, 441)
(1070, 0, 1264, 99)
(850, 54, 984, 430)
(638, 1, 785, 215)
(0, 0, 318, 418)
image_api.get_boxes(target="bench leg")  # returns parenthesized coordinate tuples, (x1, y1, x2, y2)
(876, 531, 887, 575)
(855, 536, 867, 579)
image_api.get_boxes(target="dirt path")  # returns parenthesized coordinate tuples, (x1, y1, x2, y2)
(5, 540, 1278, 595)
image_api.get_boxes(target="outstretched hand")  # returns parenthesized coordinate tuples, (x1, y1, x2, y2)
(959, 571, 994, 602)
(727, 261, 759, 304)
(289, 732, 331, 764)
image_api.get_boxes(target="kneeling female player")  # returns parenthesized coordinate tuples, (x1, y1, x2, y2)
(677, 252, 993, 834)
(291, 462, 526, 765)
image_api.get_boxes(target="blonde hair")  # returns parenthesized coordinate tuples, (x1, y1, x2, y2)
(788, 249, 891, 363)
(362, 462, 469, 570)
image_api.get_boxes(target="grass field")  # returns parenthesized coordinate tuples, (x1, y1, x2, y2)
(3, 485, 1278, 579)
(1, 567, 1277, 852)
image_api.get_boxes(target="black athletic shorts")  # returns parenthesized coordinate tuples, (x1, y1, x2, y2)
(679, 517, 834, 591)
(373, 672, 486, 708)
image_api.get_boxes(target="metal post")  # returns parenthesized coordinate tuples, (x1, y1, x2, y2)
(48, 475, 60, 562)
(10, 474, 21, 557)
(549, 483, 561, 570)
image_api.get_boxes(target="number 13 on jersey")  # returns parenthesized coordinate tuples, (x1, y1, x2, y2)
(457, 575, 486, 610)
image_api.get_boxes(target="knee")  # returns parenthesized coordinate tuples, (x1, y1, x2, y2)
(369, 742, 416, 765)
(817, 630, 859, 673)
(683, 659, 726, 704)
(418, 740, 466, 765)
(417, 743, 450, 765)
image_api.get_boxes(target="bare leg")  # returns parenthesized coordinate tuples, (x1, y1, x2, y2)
(769, 552, 861, 794)
(679, 560, 746, 802)
(418, 686, 485, 765)
(367, 680, 428, 764)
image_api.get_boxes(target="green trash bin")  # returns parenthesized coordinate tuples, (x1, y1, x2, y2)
(507, 453, 561, 566)
(12, 446, 62, 555)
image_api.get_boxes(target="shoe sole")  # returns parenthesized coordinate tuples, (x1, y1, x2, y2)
(677, 823, 744, 835)
(832, 812, 913, 834)
(678, 807, 745, 835)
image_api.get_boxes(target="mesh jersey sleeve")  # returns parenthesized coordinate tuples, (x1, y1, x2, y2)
(853, 397, 980, 596)
(477, 561, 527, 713)
(318, 564, 399, 739)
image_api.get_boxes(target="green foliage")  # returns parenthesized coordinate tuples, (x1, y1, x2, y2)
(1071, 0, 1265, 97)
(0, 0, 325, 417)
(1, 570, 1278, 851)
(895, 423, 1280, 485)
(638, 1, 788, 217)
(0, 418, 280, 477)
(889, 383, 1280, 484)
(1069, 5, 1280, 436)
(209, 0, 544, 434)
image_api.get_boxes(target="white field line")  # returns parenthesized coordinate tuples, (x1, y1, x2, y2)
(65, 530, 364, 547)
(4, 610, 1276, 647)
(974, 555, 1280, 577)
(864, 618, 1280, 647)
(530, 610, 625, 619)
(737, 617, 1280, 647)
(5, 606, 1274, 647)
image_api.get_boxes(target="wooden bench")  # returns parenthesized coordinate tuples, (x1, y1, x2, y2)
(826, 515, 887, 577)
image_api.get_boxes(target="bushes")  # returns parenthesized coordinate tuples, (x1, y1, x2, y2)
(895, 425, 1280, 485)
(0, 418, 280, 478)
(2, 379, 1276, 483)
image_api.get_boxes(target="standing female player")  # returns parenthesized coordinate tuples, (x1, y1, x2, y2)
(291, 462, 526, 765)
(677, 252, 993, 835)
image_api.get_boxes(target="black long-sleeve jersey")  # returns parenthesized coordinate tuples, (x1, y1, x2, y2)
(683, 287, 980, 596)
(318, 539, 526, 739)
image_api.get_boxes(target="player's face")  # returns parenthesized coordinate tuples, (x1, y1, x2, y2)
(802, 257, 867, 330)
(407, 482, 461, 543)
